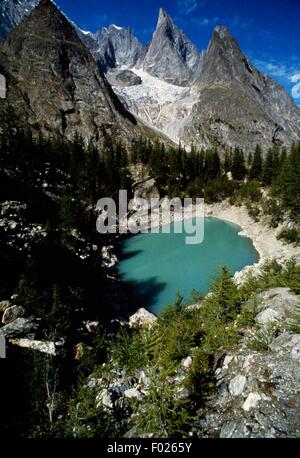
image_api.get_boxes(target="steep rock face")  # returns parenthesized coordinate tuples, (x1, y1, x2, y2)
(91, 36, 117, 73)
(0, 0, 145, 144)
(0, 0, 39, 40)
(141, 8, 202, 86)
(75, 27, 97, 51)
(95, 24, 144, 70)
(181, 26, 300, 151)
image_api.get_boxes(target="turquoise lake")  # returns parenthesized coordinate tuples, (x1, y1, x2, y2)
(118, 218, 259, 314)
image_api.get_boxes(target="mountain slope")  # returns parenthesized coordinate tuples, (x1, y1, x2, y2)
(181, 26, 300, 151)
(0, 0, 163, 145)
(140, 8, 202, 86)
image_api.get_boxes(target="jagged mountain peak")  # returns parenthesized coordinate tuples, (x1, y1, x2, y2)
(94, 23, 144, 70)
(214, 25, 230, 37)
(157, 7, 171, 25)
(199, 24, 255, 85)
(209, 24, 241, 52)
(110, 24, 124, 31)
(32, 0, 62, 17)
(97, 24, 125, 37)
(155, 8, 187, 40)
(182, 24, 300, 152)
(28, 0, 69, 23)
(141, 8, 201, 86)
(3, 0, 78, 48)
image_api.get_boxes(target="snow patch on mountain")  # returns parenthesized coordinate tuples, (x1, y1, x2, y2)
(80, 29, 92, 36)
(111, 24, 123, 30)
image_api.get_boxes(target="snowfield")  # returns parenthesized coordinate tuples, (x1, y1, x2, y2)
(109, 67, 198, 147)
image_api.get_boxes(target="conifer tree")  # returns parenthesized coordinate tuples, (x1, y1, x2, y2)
(210, 266, 239, 319)
(276, 142, 300, 218)
(250, 145, 263, 180)
(262, 148, 274, 185)
(231, 148, 246, 180)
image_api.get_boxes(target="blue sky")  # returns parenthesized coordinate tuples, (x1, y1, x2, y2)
(54, 0, 300, 102)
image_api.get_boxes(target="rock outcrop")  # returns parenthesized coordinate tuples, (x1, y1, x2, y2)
(255, 288, 299, 325)
(93, 368, 148, 412)
(132, 178, 160, 209)
(0, 317, 38, 337)
(95, 24, 144, 70)
(141, 9, 201, 86)
(113, 70, 142, 87)
(2, 305, 25, 324)
(129, 308, 157, 328)
(101, 245, 118, 268)
(196, 287, 300, 438)
(0, 300, 11, 313)
(9, 338, 58, 355)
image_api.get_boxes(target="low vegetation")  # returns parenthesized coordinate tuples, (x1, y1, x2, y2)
(277, 228, 300, 246)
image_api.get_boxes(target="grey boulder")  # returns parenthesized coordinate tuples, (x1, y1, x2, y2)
(2, 305, 25, 324)
(0, 318, 38, 338)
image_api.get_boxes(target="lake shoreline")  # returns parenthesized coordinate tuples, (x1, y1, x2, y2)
(202, 201, 300, 283)
(126, 199, 300, 284)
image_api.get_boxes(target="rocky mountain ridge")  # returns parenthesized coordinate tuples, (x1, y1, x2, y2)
(180, 25, 300, 151)
(1, 1, 300, 152)
(0, 0, 166, 145)
(95, 24, 144, 70)
(108, 16, 300, 152)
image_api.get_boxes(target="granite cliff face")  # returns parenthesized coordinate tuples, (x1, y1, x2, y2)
(0, 0, 39, 41)
(140, 8, 202, 86)
(95, 24, 144, 70)
(0, 0, 158, 145)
